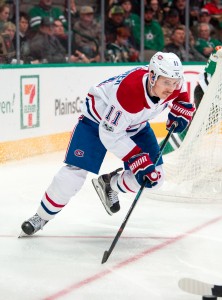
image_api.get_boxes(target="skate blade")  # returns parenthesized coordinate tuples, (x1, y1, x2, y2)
(92, 178, 113, 216)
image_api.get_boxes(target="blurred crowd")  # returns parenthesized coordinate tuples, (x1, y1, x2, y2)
(1, 0, 222, 64)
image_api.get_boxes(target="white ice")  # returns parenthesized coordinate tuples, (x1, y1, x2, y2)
(1, 151, 222, 300)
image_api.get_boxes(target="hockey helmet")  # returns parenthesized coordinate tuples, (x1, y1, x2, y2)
(149, 52, 183, 86)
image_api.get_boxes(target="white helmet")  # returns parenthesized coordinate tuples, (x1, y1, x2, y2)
(149, 52, 183, 86)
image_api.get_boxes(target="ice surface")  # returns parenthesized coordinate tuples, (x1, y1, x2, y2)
(0, 151, 222, 300)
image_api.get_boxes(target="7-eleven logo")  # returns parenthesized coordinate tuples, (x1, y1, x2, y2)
(20, 76, 40, 129)
(25, 84, 35, 126)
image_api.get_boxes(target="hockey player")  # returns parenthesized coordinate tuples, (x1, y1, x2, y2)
(20, 52, 195, 236)
(160, 45, 222, 154)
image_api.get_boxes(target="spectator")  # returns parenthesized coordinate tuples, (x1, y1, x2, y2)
(128, 0, 149, 16)
(12, 12, 30, 61)
(191, 8, 218, 40)
(105, 5, 125, 44)
(133, 5, 164, 60)
(0, 3, 10, 33)
(0, 34, 8, 63)
(28, 0, 67, 32)
(162, 8, 181, 45)
(172, 0, 198, 27)
(105, 26, 139, 62)
(203, 0, 222, 36)
(120, 0, 140, 30)
(204, 0, 222, 15)
(195, 22, 221, 58)
(27, 16, 77, 64)
(53, 18, 69, 51)
(171, 0, 186, 24)
(120, 0, 140, 47)
(0, 21, 16, 63)
(161, 0, 173, 17)
(163, 25, 207, 62)
(190, 0, 203, 10)
(73, 5, 101, 62)
(63, 0, 77, 28)
(189, 5, 200, 29)
(106, 0, 123, 18)
(147, 0, 164, 24)
(73, 49, 91, 63)
(52, 18, 89, 63)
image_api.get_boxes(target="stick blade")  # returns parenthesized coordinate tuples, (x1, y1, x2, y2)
(178, 278, 213, 296)
(101, 250, 110, 264)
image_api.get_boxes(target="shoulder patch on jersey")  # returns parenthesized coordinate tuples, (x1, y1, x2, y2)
(116, 69, 150, 113)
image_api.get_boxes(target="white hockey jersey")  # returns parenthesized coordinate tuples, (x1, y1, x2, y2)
(81, 66, 190, 162)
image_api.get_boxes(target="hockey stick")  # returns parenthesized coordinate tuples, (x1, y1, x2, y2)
(101, 122, 178, 264)
(178, 278, 222, 297)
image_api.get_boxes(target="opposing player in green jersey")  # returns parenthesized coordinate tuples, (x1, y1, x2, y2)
(160, 45, 222, 154)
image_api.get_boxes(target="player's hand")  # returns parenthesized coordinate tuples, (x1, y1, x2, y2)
(128, 153, 160, 188)
(167, 101, 195, 133)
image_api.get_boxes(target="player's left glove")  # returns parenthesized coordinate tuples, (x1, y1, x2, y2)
(166, 101, 196, 133)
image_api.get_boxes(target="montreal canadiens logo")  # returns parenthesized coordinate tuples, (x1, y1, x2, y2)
(74, 149, 84, 157)
(158, 55, 163, 60)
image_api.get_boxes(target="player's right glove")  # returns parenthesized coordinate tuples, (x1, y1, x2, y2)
(167, 101, 196, 133)
(128, 153, 160, 188)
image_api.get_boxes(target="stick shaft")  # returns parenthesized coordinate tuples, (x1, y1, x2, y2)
(101, 123, 177, 264)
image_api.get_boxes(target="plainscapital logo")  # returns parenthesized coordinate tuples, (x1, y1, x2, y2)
(20, 75, 40, 129)
(55, 97, 82, 115)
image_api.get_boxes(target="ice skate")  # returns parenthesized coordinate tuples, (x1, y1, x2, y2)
(19, 213, 48, 237)
(92, 168, 123, 215)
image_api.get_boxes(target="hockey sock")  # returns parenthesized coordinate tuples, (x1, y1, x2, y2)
(111, 170, 140, 194)
(37, 165, 88, 220)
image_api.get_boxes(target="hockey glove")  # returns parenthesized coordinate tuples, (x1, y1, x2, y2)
(167, 101, 196, 133)
(128, 153, 160, 188)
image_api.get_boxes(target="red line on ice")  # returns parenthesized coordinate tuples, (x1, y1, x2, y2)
(42, 215, 222, 300)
